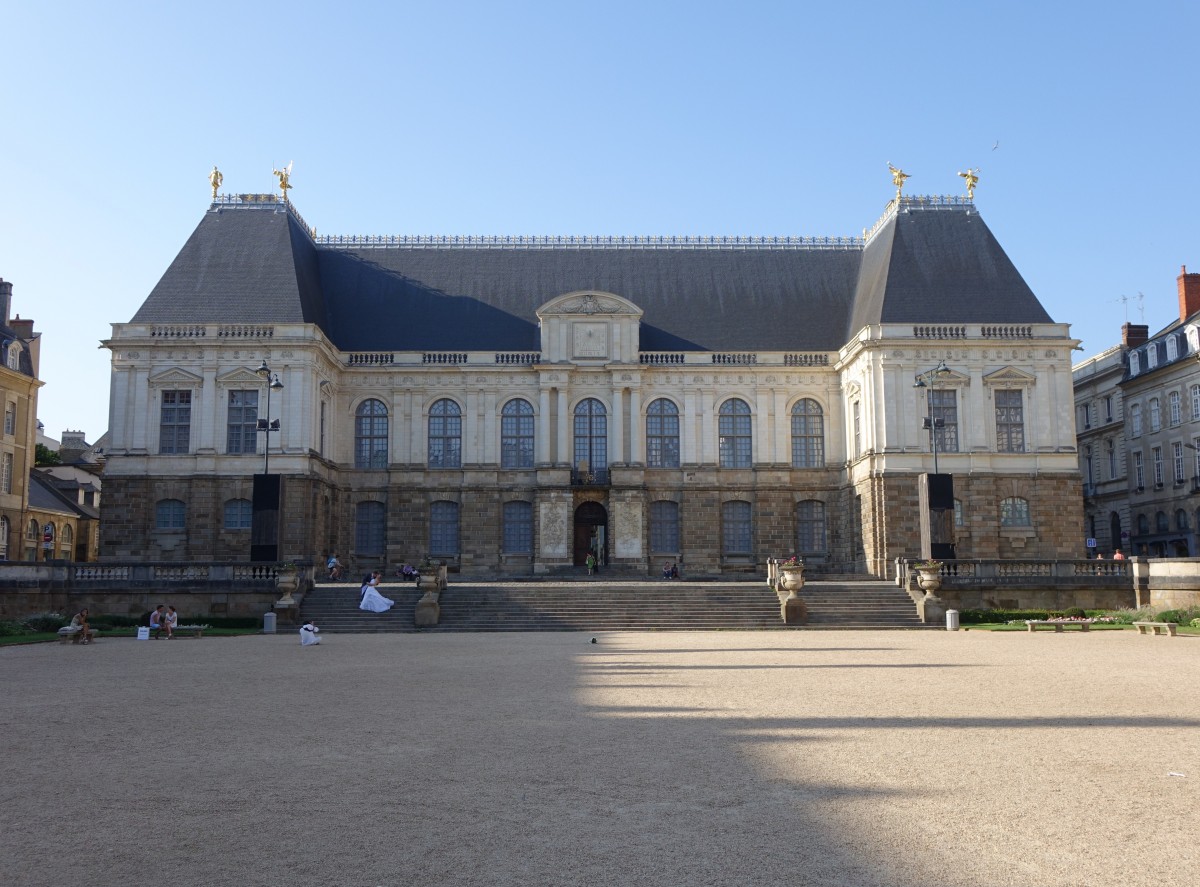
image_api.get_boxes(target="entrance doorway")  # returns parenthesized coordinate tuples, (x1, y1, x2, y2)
(573, 501, 608, 566)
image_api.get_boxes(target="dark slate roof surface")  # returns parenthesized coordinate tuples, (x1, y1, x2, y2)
(129, 201, 1056, 352)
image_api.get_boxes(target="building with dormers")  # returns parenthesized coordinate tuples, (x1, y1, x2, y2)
(100, 192, 1083, 577)
(0, 279, 42, 561)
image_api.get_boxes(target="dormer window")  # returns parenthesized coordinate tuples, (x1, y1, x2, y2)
(5, 343, 18, 371)
(1130, 351, 1141, 375)
(1147, 345, 1158, 369)
(1167, 336, 1179, 362)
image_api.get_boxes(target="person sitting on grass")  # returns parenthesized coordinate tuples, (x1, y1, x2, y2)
(69, 608, 94, 645)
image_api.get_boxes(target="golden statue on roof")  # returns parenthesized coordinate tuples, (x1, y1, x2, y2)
(208, 165, 223, 199)
(272, 162, 293, 202)
(958, 167, 980, 200)
(887, 162, 910, 200)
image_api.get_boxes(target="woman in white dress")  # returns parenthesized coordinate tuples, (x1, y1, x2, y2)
(358, 571, 395, 613)
(299, 620, 321, 645)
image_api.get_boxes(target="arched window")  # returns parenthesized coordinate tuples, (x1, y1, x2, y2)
(1136, 513, 1149, 535)
(573, 399, 608, 479)
(502, 500, 533, 554)
(224, 498, 253, 530)
(1130, 403, 1143, 437)
(1110, 512, 1122, 549)
(649, 500, 680, 553)
(25, 519, 39, 560)
(795, 500, 827, 554)
(1156, 511, 1169, 533)
(791, 399, 825, 468)
(430, 501, 460, 556)
(428, 399, 462, 468)
(155, 499, 186, 530)
(999, 497, 1030, 527)
(646, 399, 680, 468)
(722, 500, 752, 555)
(355, 399, 389, 469)
(718, 399, 752, 468)
(0, 515, 8, 558)
(1176, 509, 1189, 531)
(355, 501, 386, 556)
(60, 524, 74, 560)
(501, 399, 535, 469)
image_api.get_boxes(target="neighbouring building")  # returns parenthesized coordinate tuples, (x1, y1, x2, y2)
(1086, 266, 1200, 558)
(100, 188, 1083, 577)
(35, 430, 105, 561)
(0, 279, 42, 561)
(1072, 342, 1129, 556)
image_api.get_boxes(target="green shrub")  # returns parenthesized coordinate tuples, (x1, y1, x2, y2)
(181, 615, 260, 629)
(1192, 618, 1200, 629)
(1062, 607, 1087, 619)
(0, 620, 32, 637)
(958, 609, 1052, 625)
(1105, 607, 1158, 625)
(23, 612, 67, 632)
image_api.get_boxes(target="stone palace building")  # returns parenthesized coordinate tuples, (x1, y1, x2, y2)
(99, 187, 1083, 577)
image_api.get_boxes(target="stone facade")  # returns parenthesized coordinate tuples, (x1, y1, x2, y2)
(100, 196, 1083, 578)
(0, 278, 43, 561)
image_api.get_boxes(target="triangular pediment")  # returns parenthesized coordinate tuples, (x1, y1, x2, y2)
(537, 290, 642, 319)
(217, 367, 270, 385)
(983, 366, 1036, 386)
(148, 367, 204, 387)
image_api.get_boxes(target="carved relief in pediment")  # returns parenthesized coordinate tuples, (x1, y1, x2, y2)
(148, 367, 204, 387)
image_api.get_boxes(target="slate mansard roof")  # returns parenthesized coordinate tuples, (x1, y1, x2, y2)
(131, 196, 1054, 353)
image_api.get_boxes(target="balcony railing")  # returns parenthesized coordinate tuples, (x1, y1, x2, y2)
(571, 467, 610, 486)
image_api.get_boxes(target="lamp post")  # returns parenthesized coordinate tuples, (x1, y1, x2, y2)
(914, 361, 952, 473)
(255, 360, 284, 474)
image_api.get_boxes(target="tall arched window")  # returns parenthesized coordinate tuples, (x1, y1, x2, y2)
(791, 399, 824, 468)
(430, 501, 460, 556)
(573, 399, 608, 480)
(155, 499, 186, 530)
(646, 399, 680, 468)
(649, 500, 680, 553)
(1136, 513, 1149, 535)
(795, 500, 827, 554)
(0, 515, 8, 558)
(355, 501, 386, 556)
(60, 524, 74, 560)
(722, 500, 753, 555)
(355, 399, 389, 469)
(1000, 497, 1031, 527)
(502, 500, 533, 554)
(718, 399, 752, 468)
(501, 399, 535, 468)
(25, 519, 39, 560)
(428, 399, 462, 468)
(1156, 511, 1169, 533)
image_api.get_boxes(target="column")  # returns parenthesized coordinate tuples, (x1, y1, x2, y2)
(464, 388, 479, 465)
(628, 387, 643, 465)
(538, 387, 552, 464)
(557, 389, 569, 467)
(611, 388, 624, 464)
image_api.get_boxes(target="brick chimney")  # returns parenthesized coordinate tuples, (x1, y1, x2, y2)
(1122, 323, 1149, 348)
(10, 313, 35, 340)
(1179, 265, 1200, 321)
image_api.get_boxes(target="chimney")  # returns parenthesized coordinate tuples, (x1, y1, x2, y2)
(0, 278, 11, 325)
(10, 313, 35, 340)
(1122, 323, 1149, 348)
(1179, 264, 1200, 321)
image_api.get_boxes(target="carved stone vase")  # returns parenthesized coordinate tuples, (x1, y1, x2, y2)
(778, 565, 805, 593)
(276, 565, 300, 605)
(915, 567, 942, 594)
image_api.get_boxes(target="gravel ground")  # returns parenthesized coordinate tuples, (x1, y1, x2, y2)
(1, 629, 1197, 887)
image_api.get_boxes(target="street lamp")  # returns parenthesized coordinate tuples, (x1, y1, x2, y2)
(255, 360, 284, 474)
(914, 361, 952, 474)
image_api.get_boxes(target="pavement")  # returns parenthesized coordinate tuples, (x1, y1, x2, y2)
(2, 629, 1197, 887)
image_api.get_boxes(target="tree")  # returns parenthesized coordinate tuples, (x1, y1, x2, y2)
(34, 444, 61, 466)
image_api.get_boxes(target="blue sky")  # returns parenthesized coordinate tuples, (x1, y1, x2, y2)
(3, 1, 1198, 443)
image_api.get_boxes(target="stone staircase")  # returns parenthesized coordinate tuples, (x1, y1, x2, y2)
(298, 578, 930, 632)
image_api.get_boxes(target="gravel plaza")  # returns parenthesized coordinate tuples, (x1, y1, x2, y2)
(2, 629, 1197, 887)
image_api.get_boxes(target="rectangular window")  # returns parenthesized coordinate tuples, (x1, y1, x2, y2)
(1150, 399, 1162, 432)
(3, 403, 14, 436)
(649, 501, 681, 553)
(319, 401, 327, 457)
(502, 501, 533, 555)
(1105, 395, 1114, 423)
(1134, 451, 1144, 489)
(852, 402, 861, 457)
(722, 501, 752, 556)
(1153, 447, 1163, 486)
(159, 390, 192, 454)
(1170, 392, 1182, 426)
(930, 389, 959, 452)
(1107, 440, 1117, 480)
(1, 452, 12, 493)
(430, 501, 460, 556)
(1078, 404, 1091, 430)
(995, 390, 1025, 453)
(226, 390, 259, 454)
(1174, 442, 1186, 483)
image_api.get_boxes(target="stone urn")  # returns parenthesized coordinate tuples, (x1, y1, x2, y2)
(914, 564, 943, 594)
(778, 564, 805, 593)
(275, 564, 301, 605)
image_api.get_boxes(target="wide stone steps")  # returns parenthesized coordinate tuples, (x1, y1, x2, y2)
(297, 580, 929, 632)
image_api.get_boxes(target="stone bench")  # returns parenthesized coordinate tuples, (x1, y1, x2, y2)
(57, 627, 100, 644)
(1025, 620, 1092, 633)
(1133, 621, 1178, 637)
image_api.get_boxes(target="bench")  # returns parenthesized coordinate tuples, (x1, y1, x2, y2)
(57, 627, 100, 644)
(1025, 620, 1092, 632)
(1133, 621, 1178, 637)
